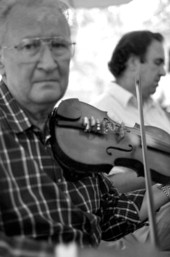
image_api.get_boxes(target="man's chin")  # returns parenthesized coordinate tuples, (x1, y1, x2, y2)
(152, 83, 158, 92)
(32, 92, 62, 105)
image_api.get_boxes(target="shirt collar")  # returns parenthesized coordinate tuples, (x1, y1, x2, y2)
(0, 81, 32, 133)
(108, 81, 154, 109)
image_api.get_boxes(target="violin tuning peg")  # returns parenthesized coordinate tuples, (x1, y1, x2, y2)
(90, 116, 96, 127)
(83, 117, 90, 132)
(96, 119, 101, 132)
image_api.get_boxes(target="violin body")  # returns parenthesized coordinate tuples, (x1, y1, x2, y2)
(50, 98, 170, 184)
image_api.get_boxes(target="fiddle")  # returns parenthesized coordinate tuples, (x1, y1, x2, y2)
(50, 98, 170, 184)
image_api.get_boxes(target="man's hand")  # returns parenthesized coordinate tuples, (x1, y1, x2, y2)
(156, 202, 170, 251)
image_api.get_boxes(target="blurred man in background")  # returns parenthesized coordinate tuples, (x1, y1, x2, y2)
(92, 30, 170, 249)
(92, 30, 170, 192)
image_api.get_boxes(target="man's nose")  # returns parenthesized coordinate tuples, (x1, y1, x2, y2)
(160, 65, 166, 77)
(37, 45, 57, 70)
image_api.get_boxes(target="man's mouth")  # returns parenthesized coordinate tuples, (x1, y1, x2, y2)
(33, 79, 58, 83)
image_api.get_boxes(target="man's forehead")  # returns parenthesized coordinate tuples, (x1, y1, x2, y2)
(5, 5, 70, 41)
(5, 6, 69, 30)
(36, 6, 65, 23)
(147, 40, 164, 57)
(9, 4, 67, 23)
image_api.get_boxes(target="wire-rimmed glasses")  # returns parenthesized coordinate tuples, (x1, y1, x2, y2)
(2, 36, 76, 62)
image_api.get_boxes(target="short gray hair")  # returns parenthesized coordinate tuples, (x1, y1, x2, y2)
(0, 0, 71, 44)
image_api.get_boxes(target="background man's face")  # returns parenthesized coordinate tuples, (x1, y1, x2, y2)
(140, 40, 165, 99)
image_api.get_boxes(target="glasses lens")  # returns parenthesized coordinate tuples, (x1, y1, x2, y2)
(51, 38, 72, 57)
(18, 38, 41, 57)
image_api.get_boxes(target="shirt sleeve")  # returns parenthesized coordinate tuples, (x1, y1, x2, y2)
(98, 174, 145, 241)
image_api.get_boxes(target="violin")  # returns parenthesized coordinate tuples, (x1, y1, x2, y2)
(50, 98, 170, 184)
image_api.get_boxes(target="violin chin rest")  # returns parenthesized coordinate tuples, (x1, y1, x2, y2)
(56, 98, 82, 120)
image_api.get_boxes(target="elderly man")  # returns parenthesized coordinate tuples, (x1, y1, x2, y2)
(0, 1, 169, 254)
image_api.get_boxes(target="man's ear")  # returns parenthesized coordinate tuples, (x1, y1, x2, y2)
(127, 55, 141, 81)
(127, 55, 140, 72)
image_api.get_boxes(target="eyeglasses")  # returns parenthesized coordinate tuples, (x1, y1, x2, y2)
(2, 36, 76, 62)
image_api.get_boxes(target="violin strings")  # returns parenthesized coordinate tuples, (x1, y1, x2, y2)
(131, 127, 170, 154)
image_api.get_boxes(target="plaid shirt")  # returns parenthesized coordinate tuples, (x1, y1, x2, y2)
(0, 81, 145, 247)
(0, 232, 54, 257)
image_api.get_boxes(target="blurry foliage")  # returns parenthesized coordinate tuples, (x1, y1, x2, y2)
(144, 0, 170, 35)
(144, 0, 170, 69)
(65, 0, 170, 105)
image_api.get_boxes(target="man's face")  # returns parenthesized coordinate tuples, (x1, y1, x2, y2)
(140, 40, 165, 99)
(1, 4, 71, 113)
